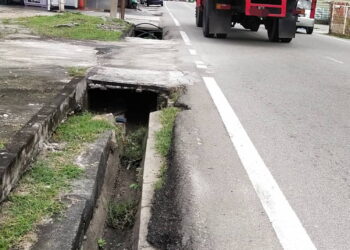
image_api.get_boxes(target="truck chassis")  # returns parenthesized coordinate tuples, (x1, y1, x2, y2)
(196, 0, 298, 42)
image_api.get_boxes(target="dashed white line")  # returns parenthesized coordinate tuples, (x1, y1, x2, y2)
(180, 31, 192, 46)
(195, 60, 207, 69)
(189, 49, 197, 55)
(324, 56, 344, 64)
(164, 1, 180, 27)
(203, 76, 317, 250)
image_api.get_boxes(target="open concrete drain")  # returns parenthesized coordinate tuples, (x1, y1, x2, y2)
(84, 87, 163, 250)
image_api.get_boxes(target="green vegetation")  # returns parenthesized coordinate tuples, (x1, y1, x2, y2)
(329, 33, 350, 39)
(97, 238, 107, 249)
(17, 12, 132, 41)
(155, 107, 180, 158)
(154, 107, 180, 189)
(129, 183, 140, 190)
(107, 201, 138, 230)
(154, 163, 167, 190)
(67, 66, 88, 77)
(0, 140, 5, 150)
(0, 112, 117, 249)
(121, 127, 147, 168)
(1, 19, 10, 25)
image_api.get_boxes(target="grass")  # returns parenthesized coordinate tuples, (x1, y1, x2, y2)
(0, 112, 118, 249)
(16, 12, 132, 41)
(0, 140, 5, 150)
(329, 33, 350, 39)
(154, 107, 180, 190)
(107, 201, 138, 230)
(155, 107, 180, 158)
(1, 19, 10, 25)
(121, 127, 147, 168)
(154, 163, 167, 190)
(67, 66, 88, 77)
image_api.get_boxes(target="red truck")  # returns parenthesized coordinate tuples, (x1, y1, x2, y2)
(195, 0, 313, 42)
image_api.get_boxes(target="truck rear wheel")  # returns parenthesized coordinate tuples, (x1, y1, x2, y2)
(203, 1, 214, 38)
(306, 27, 313, 34)
(196, 7, 203, 27)
(216, 33, 227, 39)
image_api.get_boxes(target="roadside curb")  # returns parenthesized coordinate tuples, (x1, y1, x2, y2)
(0, 77, 87, 203)
(135, 111, 162, 250)
(33, 131, 118, 250)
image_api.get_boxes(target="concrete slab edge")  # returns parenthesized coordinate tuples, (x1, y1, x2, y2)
(0, 77, 87, 203)
(135, 111, 162, 250)
(33, 131, 117, 250)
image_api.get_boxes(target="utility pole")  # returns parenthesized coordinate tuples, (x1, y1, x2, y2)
(110, 0, 118, 18)
(120, 0, 126, 20)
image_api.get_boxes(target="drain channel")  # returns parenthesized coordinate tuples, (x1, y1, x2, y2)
(84, 86, 165, 249)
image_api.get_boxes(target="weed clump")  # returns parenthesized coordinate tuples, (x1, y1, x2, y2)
(121, 127, 147, 168)
(67, 66, 88, 77)
(107, 201, 138, 230)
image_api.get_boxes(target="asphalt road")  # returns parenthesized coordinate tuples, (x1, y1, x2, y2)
(163, 2, 350, 250)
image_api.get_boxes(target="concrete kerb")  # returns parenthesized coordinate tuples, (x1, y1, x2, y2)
(135, 111, 162, 250)
(32, 131, 118, 250)
(0, 77, 87, 203)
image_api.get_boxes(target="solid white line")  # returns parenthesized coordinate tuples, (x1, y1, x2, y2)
(164, 1, 180, 27)
(203, 76, 317, 250)
(189, 49, 197, 55)
(196, 65, 208, 69)
(180, 30, 192, 46)
(324, 56, 344, 64)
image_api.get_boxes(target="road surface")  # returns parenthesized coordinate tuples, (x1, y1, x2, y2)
(163, 2, 350, 249)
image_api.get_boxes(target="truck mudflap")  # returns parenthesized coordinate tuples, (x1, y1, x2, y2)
(279, 15, 297, 38)
(202, 0, 232, 37)
(209, 10, 232, 35)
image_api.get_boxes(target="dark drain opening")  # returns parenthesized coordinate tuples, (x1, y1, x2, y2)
(88, 88, 159, 127)
(133, 23, 163, 40)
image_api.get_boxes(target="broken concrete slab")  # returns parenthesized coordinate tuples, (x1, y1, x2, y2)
(97, 37, 180, 71)
(33, 131, 118, 250)
(88, 67, 193, 93)
(0, 77, 87, 202)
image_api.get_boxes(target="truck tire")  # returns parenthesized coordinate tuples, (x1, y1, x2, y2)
(196, 7, 203, 27)
(203, 0, 214, 38)
(216, 33, 227, 39)
(280, 38, 292, 43)
(306, 27, 313, 34)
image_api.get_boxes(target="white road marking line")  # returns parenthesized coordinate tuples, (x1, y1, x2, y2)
(195, 60, 208, 69)
(189, 49, 197, 55)
(164, 1, 180, 27)
(324, 56, 344, 64)
(197, 65, 208, 69)
(203, 76, 317, 250)
(180, 31, 192, 46)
